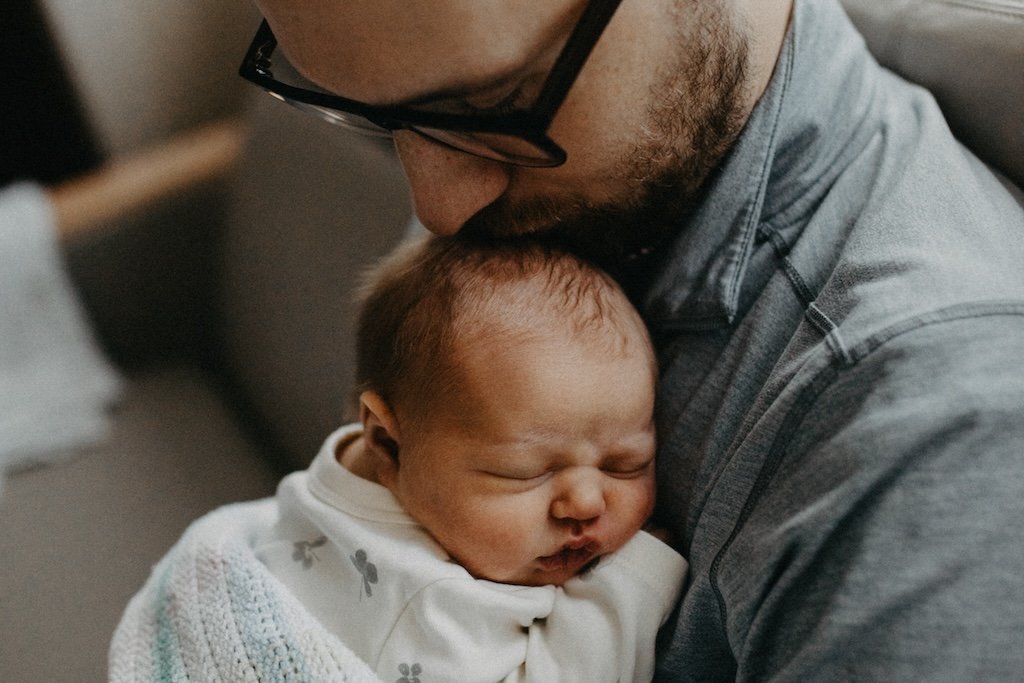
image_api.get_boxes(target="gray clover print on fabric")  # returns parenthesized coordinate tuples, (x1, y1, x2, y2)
(350, 548, 378, 599)
(292, 536, 327, 569)
(397, 662, 422, 683)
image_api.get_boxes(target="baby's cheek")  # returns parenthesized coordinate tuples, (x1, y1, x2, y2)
(616, 479, 657, 531)
(463, 495, 538, 540)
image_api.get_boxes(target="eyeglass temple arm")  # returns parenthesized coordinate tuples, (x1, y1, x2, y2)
(531, 0, 625, 118)
(240, 19, 276, 76)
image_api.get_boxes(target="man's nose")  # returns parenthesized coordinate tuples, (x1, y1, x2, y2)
(550, 469, 607, 524)
(392, 131, 512, 236)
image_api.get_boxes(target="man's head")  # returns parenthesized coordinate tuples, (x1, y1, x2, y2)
(249, 0, 792, 269)
(353, 234, 658, 585)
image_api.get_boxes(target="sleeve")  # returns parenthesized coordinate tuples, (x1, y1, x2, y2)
(516, 531, 687, 683)
(731, 320, 1024, 681)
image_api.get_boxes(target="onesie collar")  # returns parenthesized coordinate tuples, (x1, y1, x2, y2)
(307, 423, 416, 524)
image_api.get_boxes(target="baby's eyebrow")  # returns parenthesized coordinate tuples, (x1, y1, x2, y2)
(471, 440, 556, 467)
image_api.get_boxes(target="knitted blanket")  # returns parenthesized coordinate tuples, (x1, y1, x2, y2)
(109, 500, 383, 682)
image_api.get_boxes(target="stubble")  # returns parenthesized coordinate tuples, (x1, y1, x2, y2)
(461, 2, 751, 280)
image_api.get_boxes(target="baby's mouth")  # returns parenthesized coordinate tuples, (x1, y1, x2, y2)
(537, 540, 600, 573)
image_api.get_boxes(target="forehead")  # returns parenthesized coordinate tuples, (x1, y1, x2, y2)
(256, 0, 584, 104)
(453, 281, 653, 378)
(448, 317, 656, 441)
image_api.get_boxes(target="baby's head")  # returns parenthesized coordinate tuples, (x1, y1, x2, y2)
(354, 235, 657, 586)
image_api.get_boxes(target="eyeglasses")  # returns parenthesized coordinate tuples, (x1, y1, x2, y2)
(238, 0, 623, 167)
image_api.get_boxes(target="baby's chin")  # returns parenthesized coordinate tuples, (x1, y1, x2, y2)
(527, 553, 603, 587)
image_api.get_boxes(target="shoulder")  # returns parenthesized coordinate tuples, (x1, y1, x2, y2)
(718, 314, 1024, 674)
(776, 309, 1024, 483)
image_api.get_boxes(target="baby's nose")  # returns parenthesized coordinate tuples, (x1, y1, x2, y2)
(550, 469, 606, 523)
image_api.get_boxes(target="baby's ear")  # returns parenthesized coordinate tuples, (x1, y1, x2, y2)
(359, 390, 401, 486)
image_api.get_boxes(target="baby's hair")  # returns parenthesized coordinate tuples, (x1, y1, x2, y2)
(354, 234, 653, 421)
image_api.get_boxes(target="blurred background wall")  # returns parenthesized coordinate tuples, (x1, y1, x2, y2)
(1, 0, 264, 366)
(2, 0, 258, 186)
(39, 0, 260, 157)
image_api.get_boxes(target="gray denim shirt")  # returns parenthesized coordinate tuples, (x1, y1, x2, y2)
(648, 0, 1024, 680)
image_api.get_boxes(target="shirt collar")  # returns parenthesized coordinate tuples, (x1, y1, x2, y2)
(641, 0, 876, 331)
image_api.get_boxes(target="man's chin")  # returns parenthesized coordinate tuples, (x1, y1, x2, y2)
(460, 176, 693, 282)
(460, 193, 580, 241)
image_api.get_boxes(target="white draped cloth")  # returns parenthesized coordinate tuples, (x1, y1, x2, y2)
(0, 182, 122, 491)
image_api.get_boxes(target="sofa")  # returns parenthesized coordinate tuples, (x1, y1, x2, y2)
(1, 1, 1021, 680)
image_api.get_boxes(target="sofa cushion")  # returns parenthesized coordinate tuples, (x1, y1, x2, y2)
(0, 365, 280, 682)
(842, 0, 1024, 189)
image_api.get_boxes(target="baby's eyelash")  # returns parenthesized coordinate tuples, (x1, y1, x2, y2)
(495, 469, 548, 481)
(604, 458, 654, 478)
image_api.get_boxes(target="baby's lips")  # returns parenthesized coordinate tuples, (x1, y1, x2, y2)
(537, 537, 601, 568)
(564, 537, 601, 553)
(537, 546, 593, 572)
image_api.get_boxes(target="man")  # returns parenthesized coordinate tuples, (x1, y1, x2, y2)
(241, 0, 1024, 679)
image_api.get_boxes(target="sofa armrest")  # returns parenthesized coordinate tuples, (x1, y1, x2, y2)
(54, 121, 246, 367)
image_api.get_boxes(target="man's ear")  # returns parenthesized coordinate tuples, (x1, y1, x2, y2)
(359, 390, 401, 488)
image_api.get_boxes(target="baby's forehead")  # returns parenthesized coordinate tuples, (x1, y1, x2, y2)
(394, 253, 655, 424)
(449, 276, 650, 360)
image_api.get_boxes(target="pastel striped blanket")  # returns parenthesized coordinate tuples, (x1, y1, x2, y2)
(109, 500, 383, 682)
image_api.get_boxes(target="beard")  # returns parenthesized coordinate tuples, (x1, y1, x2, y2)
(460, 2, 750, 283)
